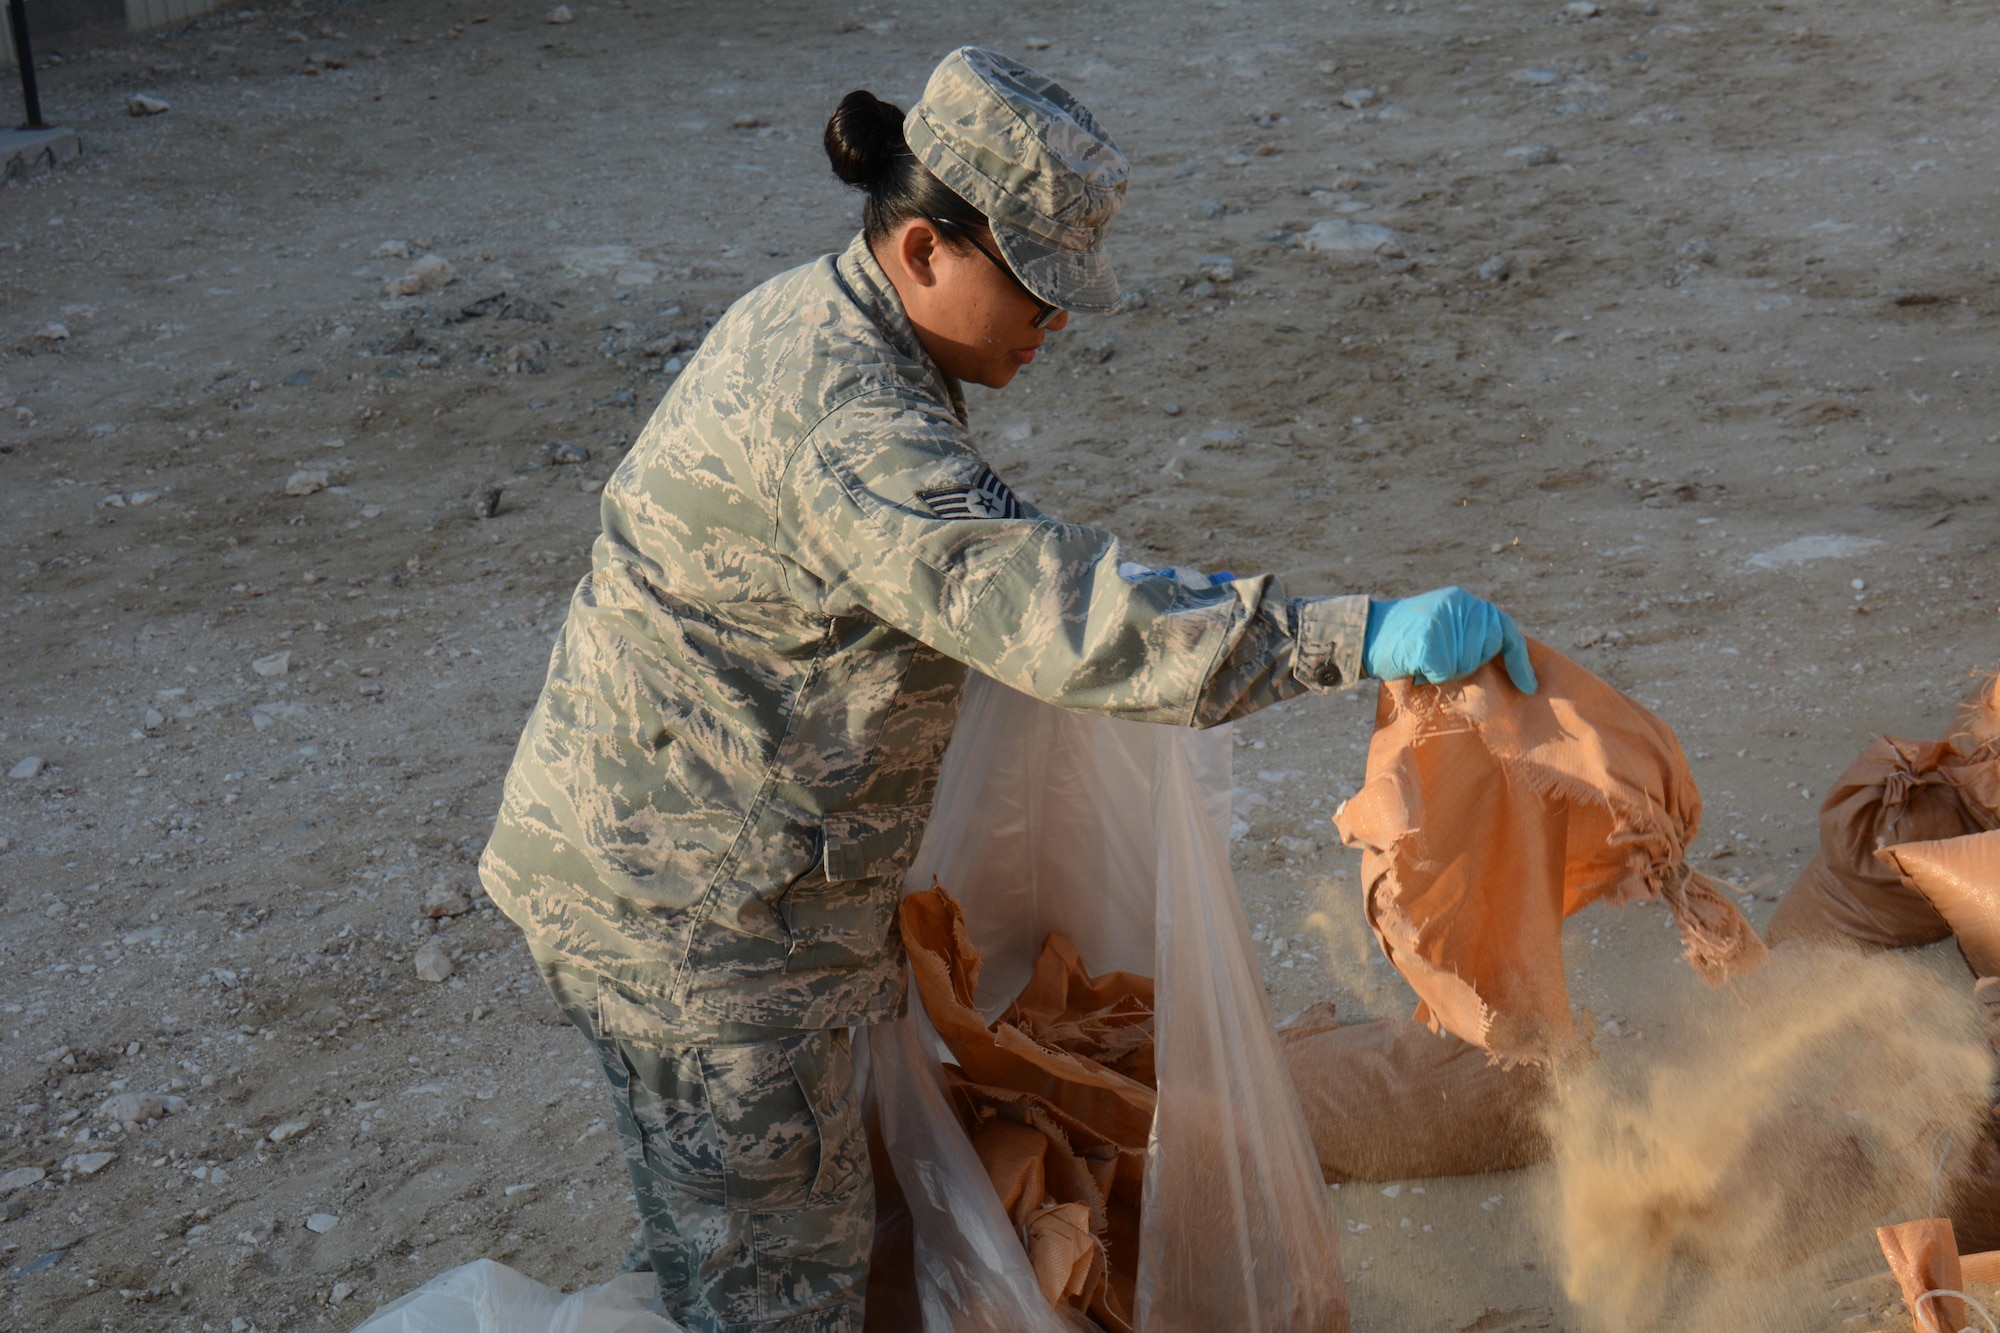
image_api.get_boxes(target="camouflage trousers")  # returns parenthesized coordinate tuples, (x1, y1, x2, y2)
(540, 960, 874, 1333)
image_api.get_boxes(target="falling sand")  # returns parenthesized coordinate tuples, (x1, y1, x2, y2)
(1542, 945, 1995, 1331)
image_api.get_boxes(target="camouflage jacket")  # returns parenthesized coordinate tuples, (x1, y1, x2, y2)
(480, 233, 1367, 1040)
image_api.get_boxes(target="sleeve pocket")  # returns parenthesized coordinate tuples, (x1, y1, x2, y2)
(820, 802, 934, 884)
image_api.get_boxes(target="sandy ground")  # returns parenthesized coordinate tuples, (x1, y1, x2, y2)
(1, 0, 1997, 1329)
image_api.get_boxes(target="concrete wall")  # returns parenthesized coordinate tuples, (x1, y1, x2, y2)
(3, 0, 229, 69)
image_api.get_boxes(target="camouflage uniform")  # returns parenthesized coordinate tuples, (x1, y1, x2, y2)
(481, 46, 1366, 1331)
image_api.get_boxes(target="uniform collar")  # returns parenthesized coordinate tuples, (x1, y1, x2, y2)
(837, 232, 968, 424)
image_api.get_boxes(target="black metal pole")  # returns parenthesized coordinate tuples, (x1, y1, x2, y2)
(7, 0, 44, 131)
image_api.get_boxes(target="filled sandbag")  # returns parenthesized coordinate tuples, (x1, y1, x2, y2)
(1878, 830, 2000, 977)
(1332, 639, 1765, 1065)
(1275, 1002, 1550, 1182)
(1767, 739, 2000, 952)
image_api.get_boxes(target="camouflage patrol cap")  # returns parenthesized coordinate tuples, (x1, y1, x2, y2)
(904, 46, 1128, 314)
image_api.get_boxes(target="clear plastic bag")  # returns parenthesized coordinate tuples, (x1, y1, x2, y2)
(356, 675, 1344, 1333)
(350, 1259, 681, 1333)
(879, 673, 1348, 1332)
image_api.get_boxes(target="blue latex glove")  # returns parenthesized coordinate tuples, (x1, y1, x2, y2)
(1362, 587, 1538, 693)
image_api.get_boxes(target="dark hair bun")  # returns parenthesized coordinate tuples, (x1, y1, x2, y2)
(825, 90, 908, 189)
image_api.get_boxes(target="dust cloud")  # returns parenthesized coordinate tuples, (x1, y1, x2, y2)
(1542, 946, 1994, 1332)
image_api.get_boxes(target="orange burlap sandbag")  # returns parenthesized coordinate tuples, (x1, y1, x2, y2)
(1878, 830, 2000, 977)
(900, 884, 1151, 1332)
(1877, 1218, 1967, 1333)
(1332, 640, 1765, 1065)
(1766, 738, 2000, 952)
(1276, 1002, 1550, 1182)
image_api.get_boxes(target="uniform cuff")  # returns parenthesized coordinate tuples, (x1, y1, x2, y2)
(1290, 594, 1369, 693)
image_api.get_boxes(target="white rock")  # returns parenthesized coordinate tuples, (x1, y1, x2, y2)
(1025, 36, 1052, 49)
(1566, 1, 1603, 14)
(8, 756, 43, 780)
(1505, 143, 1560, 166)
(421, 885, 472, 919)
(1476, 254, 1512, 283)
(128, 490, 158, 507)
(128, 94, 170, 116)
(0, 1166, 46, 1193)
(330, 1282, 355, 1306)
(560, 245, 635, 278)
(268, 1118, 313, 1143)
(1298, 219, 1404, 259)
(252, 651, 292, 678)
(1338, 88, 1376, 109)
(65, 1151, 118, 1176)
(413, 940, 455, 983)
(371, 240, 411, 259)
(1196, 255, 1235, 283)
(546, 4, 574, 22)
(143, 708, 165, 730)
(37, 322, 69, 342)
(1746, 535, 1885, 569)
(98, 1093, 170, 1123)
(304, 1212, 340, 1233)
(285, 469, 330, 497)
(614, 261, 662, 287)
(388, 254, 457, 296)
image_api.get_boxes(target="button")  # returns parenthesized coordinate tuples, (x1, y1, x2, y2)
(1314, 664, 1342, 687)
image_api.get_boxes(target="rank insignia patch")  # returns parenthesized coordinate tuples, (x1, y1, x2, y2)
(917, 465, 1026, 521)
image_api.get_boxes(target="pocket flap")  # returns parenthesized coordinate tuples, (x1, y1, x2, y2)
(821, 802, 934, 884)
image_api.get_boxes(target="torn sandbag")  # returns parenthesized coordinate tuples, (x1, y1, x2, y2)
(901, 884, 1150, 1331)
(1878, 830, 2000, 976)
(1877, 1218, 1967, 1333)
(1332, 639, 1765, 1065)
(1276, 1002, 1550, 1182)
(1766, 738, 2000, 952)
(901, 884, 1157, 1149)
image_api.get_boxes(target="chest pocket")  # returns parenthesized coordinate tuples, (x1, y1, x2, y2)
(780, 802, 935, 974)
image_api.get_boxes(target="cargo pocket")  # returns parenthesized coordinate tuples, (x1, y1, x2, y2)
(779, 803, 933, 973)
(749, 1031, 874, 1320)
(789, 1029, 867, 1207)
(701, 1036, 824, 1212)
(608, 1016, 728, 1207)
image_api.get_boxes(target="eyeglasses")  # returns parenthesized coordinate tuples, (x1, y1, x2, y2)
(929, 218, 1065, 329)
